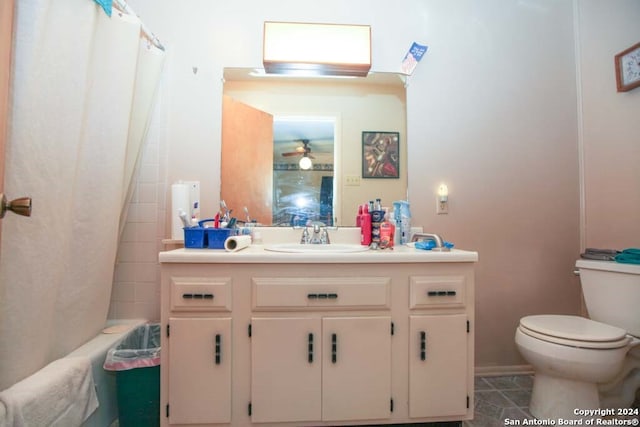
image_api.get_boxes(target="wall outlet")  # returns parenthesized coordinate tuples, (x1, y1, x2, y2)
(345, 175, 361, 186)
(436, 198, 448, 214)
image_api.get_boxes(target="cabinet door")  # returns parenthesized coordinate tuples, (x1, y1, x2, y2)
(251, 317, 322, 423)
(322, 316, 392, 422)
(409, 314, 468, 418)
(168, 317, 231, 424)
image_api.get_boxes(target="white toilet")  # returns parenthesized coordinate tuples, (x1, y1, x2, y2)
(515, 259, 640, 421)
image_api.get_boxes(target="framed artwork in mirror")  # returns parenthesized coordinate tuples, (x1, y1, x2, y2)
(362, 131, 400, 179)
(615, 41, 640, 92)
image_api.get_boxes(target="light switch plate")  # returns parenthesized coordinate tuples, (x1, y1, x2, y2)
(345, 175, 361, 186)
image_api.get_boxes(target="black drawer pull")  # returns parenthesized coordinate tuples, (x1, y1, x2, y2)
(183, 293, 215, 300)
(331, 333, 337, 364)
(427, 290, 457, 297)
(420, 331, 427, 361)
(308, 333, 314, 363)
(307, 293, 339, 300)
(215, 334, 221, 364)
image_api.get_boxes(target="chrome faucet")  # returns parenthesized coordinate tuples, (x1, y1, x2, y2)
(300, 223, 330, 244)
(411, 233, 450, 252)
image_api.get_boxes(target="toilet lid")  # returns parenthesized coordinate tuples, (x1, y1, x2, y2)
(520, 315, 629, 349)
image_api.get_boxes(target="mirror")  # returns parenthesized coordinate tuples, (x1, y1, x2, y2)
(221, 68, 407, 226)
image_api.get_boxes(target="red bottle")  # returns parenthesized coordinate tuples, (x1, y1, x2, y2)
(360, 204, 372, 246)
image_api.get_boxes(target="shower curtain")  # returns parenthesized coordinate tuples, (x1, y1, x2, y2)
(0, 0, 165, 390)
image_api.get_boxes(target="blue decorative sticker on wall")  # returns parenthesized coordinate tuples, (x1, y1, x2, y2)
(92, 0, 112, 17)
(401, 42, 428, 75)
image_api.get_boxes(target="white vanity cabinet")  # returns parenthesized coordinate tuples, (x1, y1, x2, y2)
(167, 317, 232, 424)
(161, 275, 234, 425)
(159, 247, 476, 427)
(408, 275, 471, 418)
(250, 316, 392, 423)
(249, 276, 393, 423)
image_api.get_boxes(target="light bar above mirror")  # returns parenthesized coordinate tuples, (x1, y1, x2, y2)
(263, 22, 371, 77)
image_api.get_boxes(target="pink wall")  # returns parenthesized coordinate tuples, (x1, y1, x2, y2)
(407, 2, 582, 369)
(110, 0, 640, 370)
(578, 0, 640, 250)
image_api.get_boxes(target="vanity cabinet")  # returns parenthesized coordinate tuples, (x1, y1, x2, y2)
(408, 275, 470, 418)
(250, 316, 392, 423)
(249, 276, 392, 423)
(159, 248, 476, 427)
(167, 317, 232, 424)
(409, 314, 468, 417)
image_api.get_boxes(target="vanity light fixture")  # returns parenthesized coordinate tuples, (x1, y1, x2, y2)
(263, 22, 371, 77)
(299, 155, 313, 170)
(437, 184, 449, 215)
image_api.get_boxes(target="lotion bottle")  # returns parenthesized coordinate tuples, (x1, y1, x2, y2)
(379, 210, 395, 249)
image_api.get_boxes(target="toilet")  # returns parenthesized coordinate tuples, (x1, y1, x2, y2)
(515, 259, 640, 421)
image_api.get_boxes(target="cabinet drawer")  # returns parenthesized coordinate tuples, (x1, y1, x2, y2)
(252, 277, 391, 310)
(170, 276, 232, 311)
(410, 276, 466, 309)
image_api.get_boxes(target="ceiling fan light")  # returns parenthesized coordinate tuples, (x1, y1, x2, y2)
(299, 156, 313, 170)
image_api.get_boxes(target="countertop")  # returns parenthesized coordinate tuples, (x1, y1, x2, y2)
(159, 244, 479, 264)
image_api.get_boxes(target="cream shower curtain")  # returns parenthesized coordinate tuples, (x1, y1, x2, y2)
(0, 0, 165, 389)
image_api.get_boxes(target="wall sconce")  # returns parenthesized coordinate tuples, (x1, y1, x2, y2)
(437, 184, 449, 215)
(263, 22, 371, 77)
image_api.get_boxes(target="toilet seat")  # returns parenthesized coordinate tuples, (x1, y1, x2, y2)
(519, 315, 630, 349)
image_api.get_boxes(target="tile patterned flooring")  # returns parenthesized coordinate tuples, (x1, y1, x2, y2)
(464, 375, 535, 427)
(466, 375, 640, 427)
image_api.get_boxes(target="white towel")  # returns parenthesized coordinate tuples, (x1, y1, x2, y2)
(0, 356, 99, 427)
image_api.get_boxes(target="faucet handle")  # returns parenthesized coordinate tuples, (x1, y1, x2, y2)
(320, 228, 330, 244)
(300, 227, 310, 244)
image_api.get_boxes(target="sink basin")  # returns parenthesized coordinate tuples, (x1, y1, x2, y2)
(264, 243, 370, 253)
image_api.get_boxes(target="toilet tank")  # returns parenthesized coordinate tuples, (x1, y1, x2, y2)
(576, 259, 640, 337)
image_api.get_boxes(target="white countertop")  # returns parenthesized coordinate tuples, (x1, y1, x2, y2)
(159, 244, 479, 264)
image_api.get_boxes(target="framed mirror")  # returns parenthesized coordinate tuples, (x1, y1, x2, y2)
(221, 68, 407, 226)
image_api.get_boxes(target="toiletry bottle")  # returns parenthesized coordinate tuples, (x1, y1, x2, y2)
(379, 210, 395, 249)
(371, 198, 384, 247)
(356, 204, 363, 227)
(360, 203, 372, 246)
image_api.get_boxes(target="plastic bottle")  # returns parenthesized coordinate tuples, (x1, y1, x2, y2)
(356, 204, 363, 227)
(360, 203, 372, 246)
(379, 210, 395, 249)
(371, 198, 384, 247)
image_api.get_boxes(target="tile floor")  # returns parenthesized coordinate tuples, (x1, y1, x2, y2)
(466, 375, 640, 427)
(464, 375, 535, 427)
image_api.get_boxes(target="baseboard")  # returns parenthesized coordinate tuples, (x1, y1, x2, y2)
(474, 364, 534, 377)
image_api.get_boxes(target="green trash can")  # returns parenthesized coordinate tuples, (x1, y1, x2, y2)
(103, 324, 161, 427)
